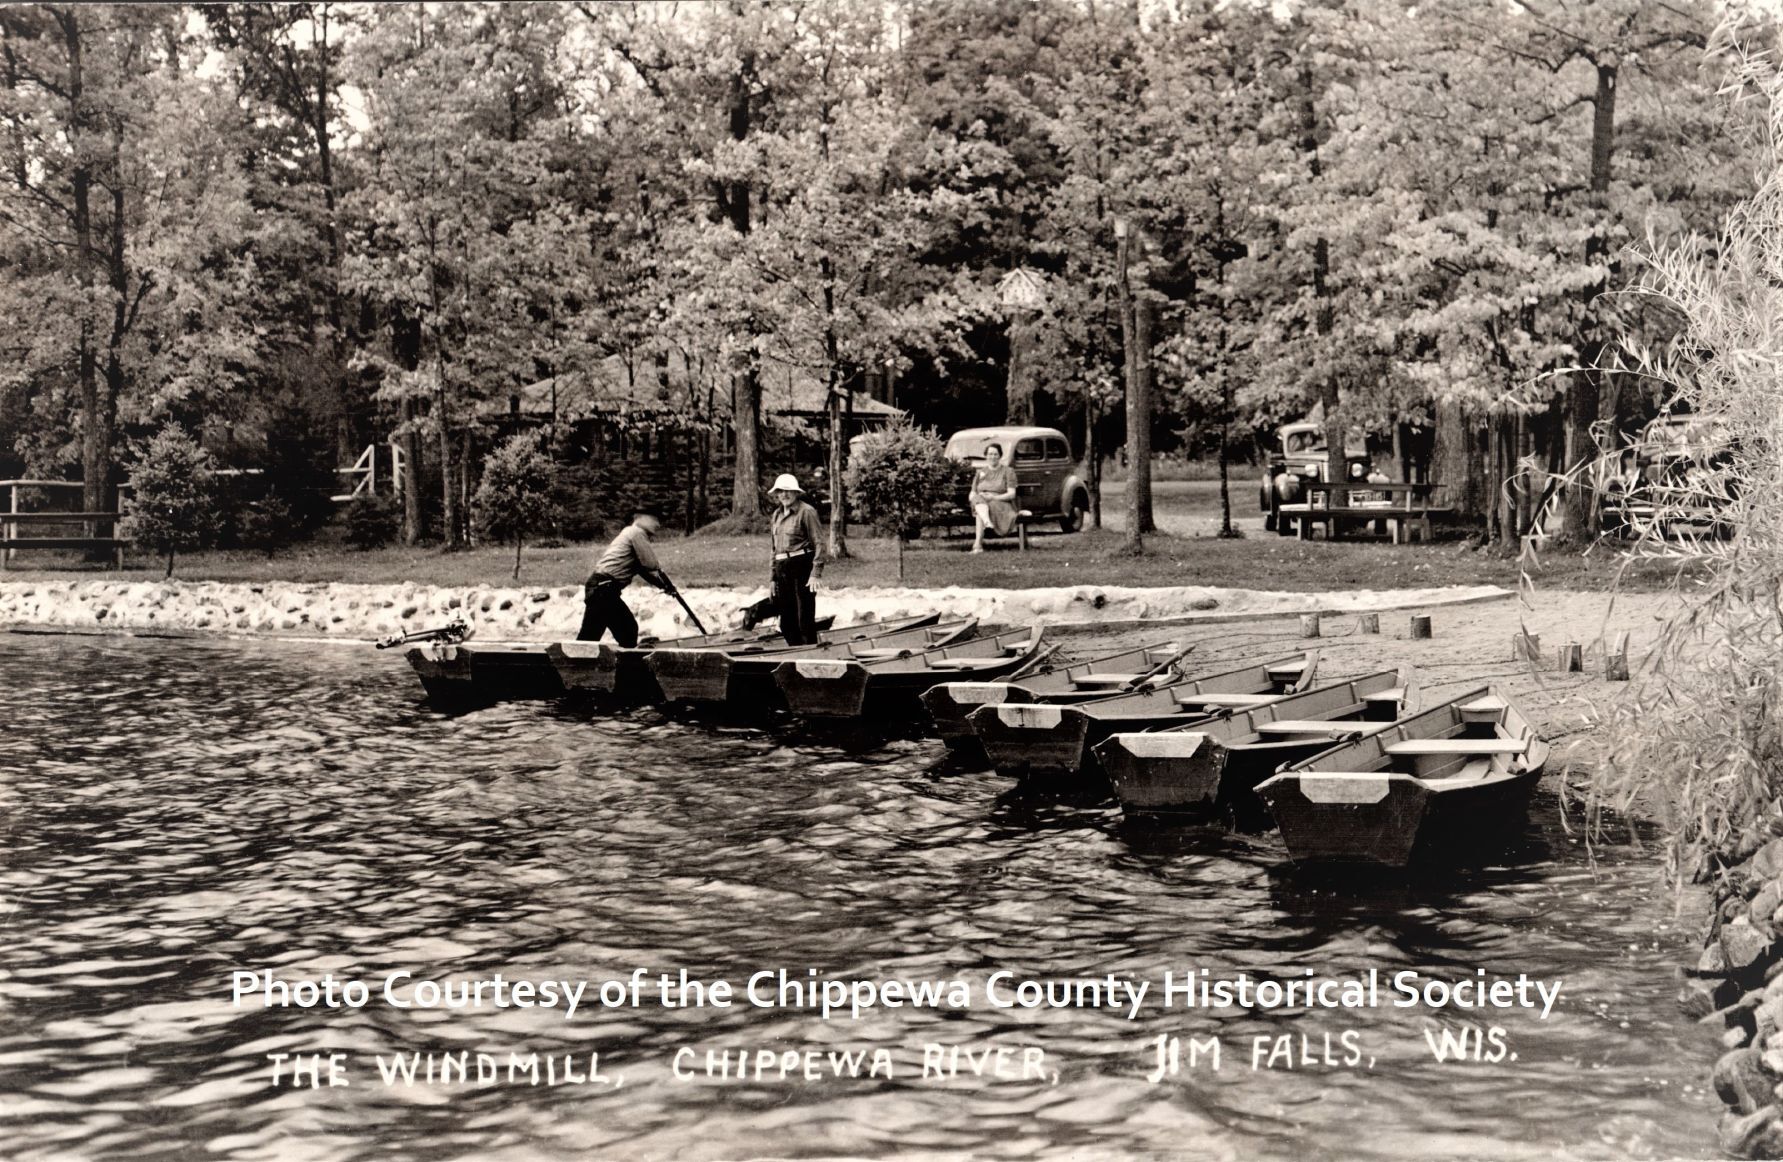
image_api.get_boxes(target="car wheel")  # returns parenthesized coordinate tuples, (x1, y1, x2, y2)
(1059, 493, 1088, 534)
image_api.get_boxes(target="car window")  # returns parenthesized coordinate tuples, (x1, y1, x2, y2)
(945, 434, 992, 460)
(1285, 431, 1318, 454)
(1014, 438, 1045, 463)
(1045, 437, 1069, 460)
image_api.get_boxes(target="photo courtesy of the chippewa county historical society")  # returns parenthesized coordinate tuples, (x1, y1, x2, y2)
(6, 1, 1783, 1160)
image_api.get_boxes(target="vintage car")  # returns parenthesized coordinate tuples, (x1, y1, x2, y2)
(942, 425, 1093, 533)
(1259, 421, 1372, 530)
(1597, 412, 1735, 538)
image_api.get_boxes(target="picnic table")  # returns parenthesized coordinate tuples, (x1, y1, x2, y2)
(1276, 481, 1452, 544)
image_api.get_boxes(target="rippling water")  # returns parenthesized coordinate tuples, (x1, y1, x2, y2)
(0, 632, 1719, 1161)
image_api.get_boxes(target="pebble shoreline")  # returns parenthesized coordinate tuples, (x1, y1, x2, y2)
(0, 578, 1510, 642)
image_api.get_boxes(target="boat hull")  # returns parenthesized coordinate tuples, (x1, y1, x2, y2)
(1257, 769, 1541, 868)
(407, 644, 566, 707)
(1098, 734, 1353, 821)
(775, 630, 1044, 720)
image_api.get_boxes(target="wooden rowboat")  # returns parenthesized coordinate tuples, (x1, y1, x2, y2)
(1095, 671, 1405, 823)
(773, 626, 1048, 719)
(407, 640, 571, 706)
(968, 652, 1321, 785)
(646, 614, 972, 704)
(413, 617, 837, 707)
(1254, 687, 1550, 868)
(542, 616, 839, 700)
(919, 641, 1194, 748)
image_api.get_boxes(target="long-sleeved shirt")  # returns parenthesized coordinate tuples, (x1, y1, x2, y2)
(592, 523, 664, 586)
(770, 500, 828, 568)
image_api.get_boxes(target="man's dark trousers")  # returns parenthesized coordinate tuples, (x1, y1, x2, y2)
(773, 554, 817, 646)
(578, 576, 638, 647)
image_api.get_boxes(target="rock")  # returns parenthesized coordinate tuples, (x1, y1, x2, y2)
(400, 605, 419, 619)
(1728, 1026, 1756, 1050)
(1725, 918, 1775, 972)
(1698, 943, 1732, 978)
(499, 599, 512, 611)
(447, 595, 462, 609)
(530, 590, 550, 603)
(1757, 883, 1783, 924)
(1759, 997, 1783, 1040)
(1685, 979, 1737, 1019)
(1721, 1106, 1783, 1158)
(480, 597, 494, 612)
(1755, 838, 1783, 881)
(1717, 1047, 1773, 1113)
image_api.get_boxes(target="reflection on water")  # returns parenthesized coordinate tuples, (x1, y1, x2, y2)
(0, 633, 1717, 1161)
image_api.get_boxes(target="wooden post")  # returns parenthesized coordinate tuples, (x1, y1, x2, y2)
(1409, 614, 1432, 639)
(3, 480, 13, 569)
(1300, 612, 1321, 638)
(1357, 612, 1379, 634)
(1512, 632, 1542, 663)
(1560, 642, 1583, 672)
(1605, 631, 1629, 681)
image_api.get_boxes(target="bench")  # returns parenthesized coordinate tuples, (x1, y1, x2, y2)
(1254, 719, 1380, 737)
(1383, 738, 1528, 756)
(1276, 482, 1452, 544)
(1, 509, 127, 569)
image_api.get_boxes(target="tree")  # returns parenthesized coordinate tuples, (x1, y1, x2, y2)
(120, 426, 220, 578)
(472, 433, 560, 580)
(843, 422, 967, 581)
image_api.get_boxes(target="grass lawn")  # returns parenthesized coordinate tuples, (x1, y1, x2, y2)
(3, 520, 1696, 594)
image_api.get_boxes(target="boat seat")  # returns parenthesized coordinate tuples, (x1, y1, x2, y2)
(1070, 673, 1146, 687)
(1360, 687, 1406, 704)
(1254, 719, 1379, 737)
(928, 657, 1018, 671)
(1180, 692, 1279, 707)
(1265, 665, 1305, 682)
(854, 648, 914, 660)
(1384, 738, 1528, 755)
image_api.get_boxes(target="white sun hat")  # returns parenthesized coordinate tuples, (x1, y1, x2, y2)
(769, 474, 805, 493)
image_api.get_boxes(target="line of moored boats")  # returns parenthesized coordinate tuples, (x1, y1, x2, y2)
(403, 612, 1551, 870)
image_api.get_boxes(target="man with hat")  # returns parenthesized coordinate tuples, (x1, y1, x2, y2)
(767, 473, 826, 646)
(577, 508, 675, 647)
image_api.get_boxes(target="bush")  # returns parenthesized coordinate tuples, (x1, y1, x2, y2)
(472, 433, 561, 580)
(120, 426, 221, 578)
(344, 493, 400, 550)
(235, 496, 295, 556)
(844, 421, 971, 579)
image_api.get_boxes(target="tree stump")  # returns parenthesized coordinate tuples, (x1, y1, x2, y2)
(1300, 612, 1321, 638)
(1606, 631, 1630, 681)
(1560, 642, 1583, 672)
(1357, 613, 1380, 634)
(1409, 614, 1432, 639)
(1512, 632, 1542, 663)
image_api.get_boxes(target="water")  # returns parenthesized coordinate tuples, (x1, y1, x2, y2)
(0, 633, 1719, 1161)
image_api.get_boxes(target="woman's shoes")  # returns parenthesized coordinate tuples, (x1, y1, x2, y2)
(969, 545, 984, 554)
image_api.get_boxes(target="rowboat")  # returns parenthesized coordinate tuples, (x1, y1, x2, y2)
(968, 652, 1321, 785)
(646, 615, 973, 704)
(1095, 671, 1405, 823)
(773, 626, 1048, 719)
(919, 641, 1194, 748)
(412, 618, 837, 707)
(542, 616, 839, 700)
(1254, 687, 1550, 868)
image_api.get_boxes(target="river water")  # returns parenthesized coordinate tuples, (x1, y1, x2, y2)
(0, 633, 1719, 1161)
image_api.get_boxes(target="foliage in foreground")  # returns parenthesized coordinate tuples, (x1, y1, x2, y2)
(120, 427, 221, 578)
(1589, 20, 1783, 883)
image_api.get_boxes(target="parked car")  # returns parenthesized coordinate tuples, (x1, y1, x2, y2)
(942, 426, 1093, 533)
(1259, 421, 1372, 531)
(1597, 412, 1734, 538)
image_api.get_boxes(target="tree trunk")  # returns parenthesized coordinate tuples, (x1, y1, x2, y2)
(512, 538, 521, 581)
(56, 10, 105, 517)
(826, 386, 849, 560)
(1217, 423, 1234, 537)
(731, 367, 761, 515)
(401, 398, 422, 544)
(1116, 223, 1152, 552)
(1085, 400, 1101, 530)
(723, 24, 761, 518)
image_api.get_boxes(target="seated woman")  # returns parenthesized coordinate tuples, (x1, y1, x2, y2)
(970, 443, 1019, 553)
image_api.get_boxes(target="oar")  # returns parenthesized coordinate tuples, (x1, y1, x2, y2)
(1124, 642, 1199, 689)
(661, 579, 710, 636)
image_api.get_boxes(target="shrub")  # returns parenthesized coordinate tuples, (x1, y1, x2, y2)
(472, 433, 561, 580)
(120, 426, 221, 578)
(344, 493, 400, 550)
(1588, 31, 1783, 882)
(844, 421, 970, 579)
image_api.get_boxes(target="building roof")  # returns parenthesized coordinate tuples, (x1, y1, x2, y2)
(480, 354, 904, 423)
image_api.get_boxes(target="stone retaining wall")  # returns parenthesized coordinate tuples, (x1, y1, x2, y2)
(0, 579, 1510, 642)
